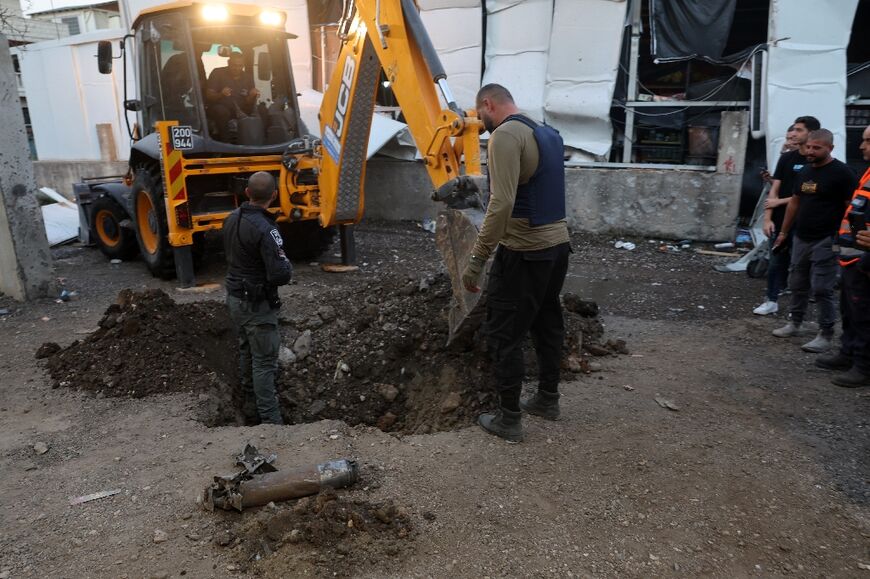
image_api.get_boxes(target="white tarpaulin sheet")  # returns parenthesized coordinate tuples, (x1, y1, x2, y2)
(419, 0, 483, 111)
(479, 0, 625, 158)
(765, 0, 858, 166)
(544, 0, 627, 158)
(483, 0, 553, 122)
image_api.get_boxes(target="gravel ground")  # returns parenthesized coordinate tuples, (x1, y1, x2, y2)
(0, 221, 867, 578)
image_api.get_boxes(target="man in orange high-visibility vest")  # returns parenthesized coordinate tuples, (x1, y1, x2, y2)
(815, 125, 870, 387)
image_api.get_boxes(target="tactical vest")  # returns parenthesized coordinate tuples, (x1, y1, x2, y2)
(503, 114, 566, 227)
(838, 167, 870, 267)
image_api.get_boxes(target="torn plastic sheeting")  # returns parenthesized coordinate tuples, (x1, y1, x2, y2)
(649, 0, 737, 64)
(764, 0, 857, 166)
(544, 0, 627, 158)
(420, 4, 482, 110)
(483, 0, 553, 122)
(296, 89, 417, 160)
(418, 0, 480, 8)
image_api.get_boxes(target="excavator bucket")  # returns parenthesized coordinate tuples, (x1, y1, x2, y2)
(435, 207, 490, 345)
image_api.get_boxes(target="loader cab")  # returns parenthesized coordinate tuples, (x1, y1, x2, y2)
(130, 5, 301, 152)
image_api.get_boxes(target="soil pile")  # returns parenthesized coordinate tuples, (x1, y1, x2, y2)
(43, 289, 240, 420)
(42, 282, 620, 433)
(220, 489, 414, 577)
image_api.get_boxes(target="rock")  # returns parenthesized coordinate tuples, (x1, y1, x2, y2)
(585, 343, 611, 357)
(35, 342, 61, 359)
(317, 305, 336, 322)
(308, 400, 327, 416)
(563, 293, 599, 317)
(278, 346, 297, 367)
(152, 529, 169, 543)
(376, 412, 397, 431)
(399, 282, 416, 296)
(287, 529, 303, 544)
(440, 391, 462, 414)
(32, 442, 49, 455)
(564, 355, 584, 373)
(419, 277, 431, 292)
(588, 362, 603, 372)
(377, 383, 399, 402)
(293, 330, 312, 361)
(307, 316, 323, 330)
(605, 338, 629, 355)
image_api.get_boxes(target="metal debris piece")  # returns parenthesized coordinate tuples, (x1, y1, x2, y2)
(69, 489, 122, 505)
(204, 445, 358, 512)
(654, 397, 680, 411)
(235, 443, 277, 476)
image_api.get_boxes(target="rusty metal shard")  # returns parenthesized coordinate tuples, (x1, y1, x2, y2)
(435, 208, 490, 344)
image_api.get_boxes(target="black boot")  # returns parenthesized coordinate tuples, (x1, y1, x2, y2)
(832, 367, 870, 388)
(520, 390, 560, 420)
(815, 352, 852, 371)
(478, 407, 524, 443)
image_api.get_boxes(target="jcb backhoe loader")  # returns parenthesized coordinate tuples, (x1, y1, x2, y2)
(76, 0, 487, 338)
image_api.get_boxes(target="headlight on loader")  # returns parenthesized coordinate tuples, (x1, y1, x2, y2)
(259, 10, 283, 26)
(202, 4, 229, 22)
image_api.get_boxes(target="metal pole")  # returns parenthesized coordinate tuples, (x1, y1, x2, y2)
(622, 0, 642, 163)
(320, 25, 327, 91)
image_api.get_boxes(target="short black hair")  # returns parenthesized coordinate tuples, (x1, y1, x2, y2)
(476, 83, 514, 107)
(793, 116, 821, 131)
(786, 124, 795, 132)
(807, 128, 833, 145)
(247, 171, 276, 203)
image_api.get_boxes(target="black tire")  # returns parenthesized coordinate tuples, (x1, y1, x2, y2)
(131, 168, 176, 279)
(277, 220, 337, 261)
(91, 195, 138, 260)
(747, 257, 769, 279)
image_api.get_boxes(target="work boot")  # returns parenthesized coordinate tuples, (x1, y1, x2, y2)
(478, 408, 524, 443)
(801, 331, 833, 353)
(772, 321, 802, 338)
(520, 391, 560, 420)
(832, 367, 870, 388)
(815, 352, 852, 371)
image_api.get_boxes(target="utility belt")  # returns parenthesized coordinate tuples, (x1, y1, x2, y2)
(228, 279, 281, 309)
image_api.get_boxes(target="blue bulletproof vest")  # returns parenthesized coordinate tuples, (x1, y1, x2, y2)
(502, 114, 566, 226)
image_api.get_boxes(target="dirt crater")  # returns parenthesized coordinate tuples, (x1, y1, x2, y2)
(42, 283, 617, 433)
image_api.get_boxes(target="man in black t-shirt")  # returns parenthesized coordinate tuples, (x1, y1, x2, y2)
(206, 52, 260, 141)
(772, 129, 859, 352)
(753, 118, 818, 315)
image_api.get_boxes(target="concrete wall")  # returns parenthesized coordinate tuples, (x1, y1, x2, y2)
(33, 159, 127, 196)
(363, 112, 748, 242)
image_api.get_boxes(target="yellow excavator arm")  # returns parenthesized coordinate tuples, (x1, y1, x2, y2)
(316, 0, 483, 226)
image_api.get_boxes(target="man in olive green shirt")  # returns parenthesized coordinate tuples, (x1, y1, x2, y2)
(462, 84, 571, 442)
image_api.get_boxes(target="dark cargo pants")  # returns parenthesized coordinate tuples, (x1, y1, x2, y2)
(226, 294, 283, 425)
(484, 242, 571, 396)
(788, 235, 838, 332)
(839, 265, 870, 373)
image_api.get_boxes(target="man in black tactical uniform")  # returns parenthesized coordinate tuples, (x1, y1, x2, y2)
(223, 172, 292, 425)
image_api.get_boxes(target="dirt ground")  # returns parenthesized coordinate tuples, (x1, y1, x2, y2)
(0, 221, 868, 578)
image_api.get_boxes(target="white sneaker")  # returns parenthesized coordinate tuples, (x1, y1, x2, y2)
(772, 322, 801, 338)
(753, 301, 778, 315)
(802, 332, 833, 353)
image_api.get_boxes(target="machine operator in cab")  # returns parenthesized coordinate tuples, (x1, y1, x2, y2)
(462, 83, 571, 443)
(206, 51, 260, 141)
(223, 172, 292, 425)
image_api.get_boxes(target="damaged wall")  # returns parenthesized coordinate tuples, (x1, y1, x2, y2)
(366, 112, 748, 241)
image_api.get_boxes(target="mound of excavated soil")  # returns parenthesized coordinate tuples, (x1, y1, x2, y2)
(42, 282, 618, 433)
(218, 489, 414, 577)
